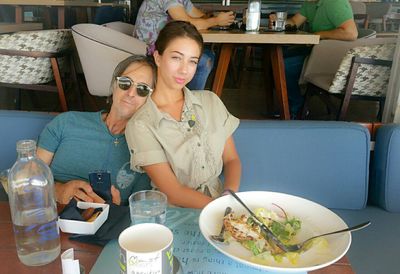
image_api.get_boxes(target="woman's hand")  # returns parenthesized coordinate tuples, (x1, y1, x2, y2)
(111, 185, 121, 205)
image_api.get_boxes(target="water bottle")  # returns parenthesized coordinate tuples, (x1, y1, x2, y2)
(8, 140, 60, 266)
(246, 0, 261, 31)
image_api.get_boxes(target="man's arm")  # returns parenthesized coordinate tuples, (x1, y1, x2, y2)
(315, 19, 358, 41)
(269, 12, 307, 29)
(36, 147, 117, 204)
(287, 13, 307, 27)
(167, 5, 234, 30)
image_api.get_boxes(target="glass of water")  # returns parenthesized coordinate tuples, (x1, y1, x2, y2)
(129, 190, 167, 225)
(275, 11, 287, 31)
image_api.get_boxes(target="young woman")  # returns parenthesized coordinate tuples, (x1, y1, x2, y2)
(37, 55, 156, 205)
(126, 21, 241, 208)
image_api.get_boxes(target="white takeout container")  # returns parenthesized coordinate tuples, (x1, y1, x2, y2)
(58, 201, 109, 235)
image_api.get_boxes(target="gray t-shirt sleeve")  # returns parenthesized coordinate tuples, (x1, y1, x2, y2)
(37, 114, 66, 153)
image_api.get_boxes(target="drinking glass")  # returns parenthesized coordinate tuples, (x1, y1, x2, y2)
(275, 11, 287, 30)
(129, 190, 167, 225)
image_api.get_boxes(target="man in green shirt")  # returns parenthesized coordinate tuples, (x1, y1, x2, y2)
(270, 0, 358, 118)
(292, 0, 358, 40)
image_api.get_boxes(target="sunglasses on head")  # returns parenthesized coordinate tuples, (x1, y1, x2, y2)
(115, 76, 153, 97)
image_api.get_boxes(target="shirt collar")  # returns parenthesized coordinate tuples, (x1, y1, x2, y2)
(148, 87, 204, 129)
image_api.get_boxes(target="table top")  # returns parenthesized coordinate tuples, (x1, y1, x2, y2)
(201, 29, 320, 44)
(0, 202, 101, 274)
(0, 0, 127, 7)
(0, 202, 354, 274)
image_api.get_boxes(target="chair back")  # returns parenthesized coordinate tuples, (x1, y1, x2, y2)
(350, 1, 366, 14)
(383, 12, 400, 32)
(71, 23, 146, 97)
(102, 21, 135, 35)
(303, 37, 396, 90)
(350, 1, 369, 28)
(329, 42, 396, 96)
(0, 29, 72, 84)
(366, 3, 392, 21)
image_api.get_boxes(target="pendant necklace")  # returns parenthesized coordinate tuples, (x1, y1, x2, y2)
(104, 112, 122, 146)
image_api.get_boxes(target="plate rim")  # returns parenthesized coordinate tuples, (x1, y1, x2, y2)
(199, 191, 351, 273)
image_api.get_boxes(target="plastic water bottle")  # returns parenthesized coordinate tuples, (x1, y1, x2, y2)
(246, 0, 261, 31)
(8, 140, 60, 266)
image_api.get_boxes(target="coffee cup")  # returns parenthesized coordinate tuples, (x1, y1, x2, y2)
(118, 223, 173, 274)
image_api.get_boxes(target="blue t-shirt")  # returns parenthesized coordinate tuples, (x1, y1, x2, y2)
(38, 111, 151, 205)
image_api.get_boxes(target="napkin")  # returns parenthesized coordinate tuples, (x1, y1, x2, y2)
(61, 248, 80, 274)
(69, 203, 131, 246)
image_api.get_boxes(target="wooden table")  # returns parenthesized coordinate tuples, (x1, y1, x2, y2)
(0, 0, 129, 29)
(0, 202, 354, 273)
(201, 29, 320, 120)
(0, 22, 42, 34)
(0, 202, 101, 274)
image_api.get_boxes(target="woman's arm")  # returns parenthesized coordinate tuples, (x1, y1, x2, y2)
(221, 136, 241, 192)
(143, 163, 213, 208)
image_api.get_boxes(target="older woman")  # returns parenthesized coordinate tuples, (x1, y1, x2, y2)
(37, 55, 156, 205)
(126, 21, 241, 208)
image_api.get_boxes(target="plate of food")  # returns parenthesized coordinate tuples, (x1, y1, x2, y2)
(199, 191, 351, 273)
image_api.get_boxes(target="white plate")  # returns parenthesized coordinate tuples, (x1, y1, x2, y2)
(199, 191, 351, 273)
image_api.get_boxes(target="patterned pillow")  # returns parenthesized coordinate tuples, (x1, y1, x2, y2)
(329, 43, 395, 97)
(0, 29, 72, 84)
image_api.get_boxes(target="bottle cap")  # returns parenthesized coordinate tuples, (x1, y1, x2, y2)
(16, 139, 36, 152)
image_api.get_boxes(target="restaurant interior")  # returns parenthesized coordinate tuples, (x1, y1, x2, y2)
(1, 1, 400, 274)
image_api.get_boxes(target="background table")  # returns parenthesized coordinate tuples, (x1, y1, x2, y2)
(0, 0, 129, 29)
(201, 29, 319, 120)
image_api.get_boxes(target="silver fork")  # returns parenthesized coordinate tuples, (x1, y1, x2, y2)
(209, 206, 232, 245)
(285, 221, 371, 252)
(227, 190, 371, 252)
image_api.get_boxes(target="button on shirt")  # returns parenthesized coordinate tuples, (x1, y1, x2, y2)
(125, 88, 240, 198)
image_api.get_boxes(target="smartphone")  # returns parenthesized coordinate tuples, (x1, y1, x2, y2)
(88, 171, 111, 202)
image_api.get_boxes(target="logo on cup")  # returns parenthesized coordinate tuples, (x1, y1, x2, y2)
(119, 223, 173, 274)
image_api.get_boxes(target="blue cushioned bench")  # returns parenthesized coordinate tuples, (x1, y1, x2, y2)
(1, 111, 399, 274)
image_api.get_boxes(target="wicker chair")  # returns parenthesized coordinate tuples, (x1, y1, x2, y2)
(0, 29, 76, 112)
(301, 38, 396, 121)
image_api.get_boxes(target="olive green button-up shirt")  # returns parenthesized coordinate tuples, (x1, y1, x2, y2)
(126, 88, 240, 198)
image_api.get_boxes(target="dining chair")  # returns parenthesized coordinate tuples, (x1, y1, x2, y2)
(350, 1, 369, 29)
(301, 38, 396, 122)
(0, 29, 76, 112)
(102, 21, 135, 36)
(366, 2, 392, 32)
(383, 12, 400, 32)
(71, 23, 146, 97)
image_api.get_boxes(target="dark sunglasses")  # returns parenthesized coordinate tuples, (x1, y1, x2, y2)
(115, 76, 153, 97)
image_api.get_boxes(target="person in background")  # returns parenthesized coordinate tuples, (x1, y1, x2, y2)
(134, 0, 235, 90)
(126, 21, 241, 209)
(270, 0, 358, 119)
(36, 55, 156, 205)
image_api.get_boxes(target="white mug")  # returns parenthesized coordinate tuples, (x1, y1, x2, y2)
(119, 224, 173, 274)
